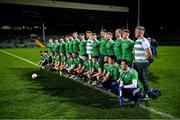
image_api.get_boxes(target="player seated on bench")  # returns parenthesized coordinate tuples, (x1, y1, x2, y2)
(78, 54, 92, 81)
(51, 51, 60, 71)
(72, 52, 83, 76)
(40, 51, 51, 69)
(59, 52, 67, 75)
(87, 56, 102, 85)
(38, 51, 44, 65)
(64, 53, 74, 76)
(113, 59, 143, 102)
(100, 55, 119, 90)
(100, 55, 110, 79)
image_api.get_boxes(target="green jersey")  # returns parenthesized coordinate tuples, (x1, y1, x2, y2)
(114, 38, 122, 60)
(92, 40, 100, 57)
(68, 41, 73, 54)
(42, 54, 50, 62)
(52, 55, 60, 63)
(59, 42, 65, 53)
(73, 57, 83, 68)
(66, 58, 74, 67)
(65, 42, 69, 54)
(92, 62, 101, 72)
(40, 55, 43, 61)
(103, 63, 110, 73)
(73, 38, 80, 53)
(54, 43, 59, 52)
(109, 63, 119, 80)
(100, 38, 108, 55)
(106, 40, 114, 56)
(61, 56, 66, 64)
(79, 40, 87, 56)
(83, 59, 92, 70)
(47, 43, 55, 53)
(119, 68, 142, 89)
(121, 39, 134, 63)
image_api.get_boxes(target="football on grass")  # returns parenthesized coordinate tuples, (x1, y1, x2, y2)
(32, 73, 38, 79)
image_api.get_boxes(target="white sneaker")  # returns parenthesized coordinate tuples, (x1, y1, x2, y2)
(92, 81, 97, 86)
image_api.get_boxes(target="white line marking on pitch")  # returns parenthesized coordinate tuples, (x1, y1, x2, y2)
(0, 50, 40, 67)
(0, 49, 178, 119)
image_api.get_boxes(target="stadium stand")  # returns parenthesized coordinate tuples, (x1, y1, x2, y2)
(156, 31, 180, 45)
(0, 34, 36, 48)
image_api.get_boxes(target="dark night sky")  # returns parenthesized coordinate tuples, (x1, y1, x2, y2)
(0, 0, 180, 36)
(140, 0, 180, 31)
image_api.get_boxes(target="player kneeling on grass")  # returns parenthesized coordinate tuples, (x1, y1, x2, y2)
(78, 54, 92, 81)
(87, 56, 102, 85)
(101, 56, 119, 91)
(113, 60, 143, 102)
(59, 52, 67, 75)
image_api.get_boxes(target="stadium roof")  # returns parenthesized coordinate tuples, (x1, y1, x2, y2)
(0, 0, 179, 35)
(0, 0, 129, 12)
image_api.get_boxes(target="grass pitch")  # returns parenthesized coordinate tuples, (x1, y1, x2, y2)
(0, 46, 179, 119)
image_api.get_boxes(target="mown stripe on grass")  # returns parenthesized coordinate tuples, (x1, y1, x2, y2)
(0, 49, 178, 119)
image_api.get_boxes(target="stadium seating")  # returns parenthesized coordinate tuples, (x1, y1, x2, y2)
(0, 34, 36, 48)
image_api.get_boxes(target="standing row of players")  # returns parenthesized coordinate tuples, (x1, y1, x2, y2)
(39, 26, 153, 101)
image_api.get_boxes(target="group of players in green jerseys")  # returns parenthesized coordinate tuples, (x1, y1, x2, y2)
(39, 26, 153, 103)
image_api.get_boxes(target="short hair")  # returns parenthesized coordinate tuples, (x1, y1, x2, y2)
(92, 33, 97, 36)
(73, 31, 78, 34)
(83, 54, 89, 57)
(60, 52, 64, 54)
(116, 28, 122, 33)
(44, 51, 48, 53)
(86, 31, 92, 34)
(101, 29, 107, 33)
(104, 55, 109, 58)
(92, 56, 98, 60)
(59, 36, 64, 39)
(107, 32, 113, 36)
(73, 52, 79, 55)
(67, 53, 72, 56)
(121, 59, 130, 66)
(122, 29, 130, 33)
(135, 26, 145, 32)
(109, 55, 116, 61)
(65, 35, 69, 38)
(79, 33, 85, 36)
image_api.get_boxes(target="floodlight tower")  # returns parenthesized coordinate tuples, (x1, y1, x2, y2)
(137, 0, 140, 26)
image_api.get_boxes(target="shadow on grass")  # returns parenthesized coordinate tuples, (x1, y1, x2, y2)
(7, 68, 120, 109)
(148, 71, 161, 82)
(3, 67, 152, 119)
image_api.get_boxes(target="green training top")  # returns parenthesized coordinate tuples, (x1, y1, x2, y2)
(121, 39, 134, 63)
(79, 40, 87, 56)
(119, 68, 142, 89)
(100, 38, 108, 55)
(114, 38, 122, 60)
(92, 40, 100, 57)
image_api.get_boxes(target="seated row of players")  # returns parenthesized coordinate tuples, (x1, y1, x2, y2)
(39, 51, 142, 102)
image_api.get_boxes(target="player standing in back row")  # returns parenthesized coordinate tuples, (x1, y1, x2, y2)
(114, 28, 122, 64)
(121, 29, 134, 66)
